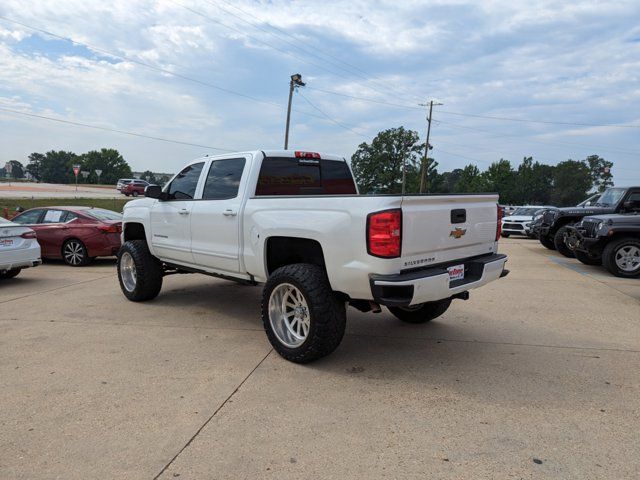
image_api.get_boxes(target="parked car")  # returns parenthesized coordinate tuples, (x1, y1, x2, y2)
(501, 206, 552, 238)
(116, 178, 134, 192)
(122, 180, 150, 197)
(11, 207, 122, 266)
(117, 150, 508, 363)
(566, 209, 640, 277)
(0, 217, 41, 279)
(537, 187, 640, 257)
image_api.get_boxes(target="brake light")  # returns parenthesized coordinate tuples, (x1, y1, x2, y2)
(21, 231, 37, 239)
(294, 151, 321, 159)
(98, 224, 121, 234)
(367, 209, 402, 258)
(496, 204, 502, 241)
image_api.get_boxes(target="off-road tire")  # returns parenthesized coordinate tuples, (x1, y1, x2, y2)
(574, 250, 602, 266)
(0, 268, 21, 279)
(539, 234, 556, 250)
(501, 233, 510, 238)
(62, 239, 91, 266)
(262, 263, 346, 363)
(554, 226, 575, 258)
(602, 237, 640, 278)
(117, 240, 163, 301)
(389, 298, 452, 324)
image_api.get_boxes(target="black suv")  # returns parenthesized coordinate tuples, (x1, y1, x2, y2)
(537, 187, 640, 257)
(567, 211, 640, 277)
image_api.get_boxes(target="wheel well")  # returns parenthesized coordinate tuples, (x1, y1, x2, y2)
(124, 223, 146, 242)
(266, 237, 326, 275)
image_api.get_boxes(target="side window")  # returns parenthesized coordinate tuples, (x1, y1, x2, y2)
(63, 212, 79, 222)
(42, 210, 66, 224)
(166, 162, 205, 200)
(202, 158, 246, 200)
(12, 209, 44, 224)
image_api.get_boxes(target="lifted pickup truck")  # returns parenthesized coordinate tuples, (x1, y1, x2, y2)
(117, 150, 508, 362)
(537, 186, 640, 257)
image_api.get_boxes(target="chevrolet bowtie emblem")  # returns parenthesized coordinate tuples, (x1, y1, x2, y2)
(450, 227, 467, 239)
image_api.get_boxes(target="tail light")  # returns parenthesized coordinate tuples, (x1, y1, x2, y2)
(496, 204, 502, 241)
(21, 231, 37, 239)
(367, 209, 402, 258)
(97, 224, 122, 234)
(294, 151, 321, 159)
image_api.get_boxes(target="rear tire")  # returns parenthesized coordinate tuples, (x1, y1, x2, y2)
(0, 268, 21, 279)
(501, 232, 510, 238)
(539, 234, 556, 250)
(602, 237, 640, 278)
(389, 298, 452, 324)
(554, 226, 575, 258)
(132, 191, 139, 197)
(262, 263, 346, 363)
(574, 250, 602, 266)
(62, 239, 90, 266)
(117, 240, 163, 301)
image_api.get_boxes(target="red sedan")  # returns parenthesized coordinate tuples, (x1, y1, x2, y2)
(11, 207, 122, 266)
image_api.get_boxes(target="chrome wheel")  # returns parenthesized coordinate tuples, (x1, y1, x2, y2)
(120, 252, 137, 292)
(615, 245, 640, 272)
(268, 283, 310, 348)
(63, 240, 85, 265)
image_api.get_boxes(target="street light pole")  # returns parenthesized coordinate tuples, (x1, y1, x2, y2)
(284, 73, 305, 150)
(419, 100, 443, 193)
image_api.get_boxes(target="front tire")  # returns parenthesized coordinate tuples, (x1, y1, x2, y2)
(389, 298, 452, 324)
(539, 234, 556, 250)
(501, 232, 510, 238)
(262, 263, 346, 363)
(62, 239, 90, 266)
(132, 191, 139, 197)
(574, 250, 602, 266)
(554, 226, 575, 258)
(117, 240, 163, 301)
(602, 237, 640, 278)
(0, 268, 21, 279)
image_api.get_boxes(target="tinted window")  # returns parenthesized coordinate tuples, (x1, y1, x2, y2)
(83, 209, 121, 221)
(167, 162, 204, 200)
(12, 209, 44, 224)
(202, 158, 246, 200)
(255, 157, 356, 196)
(63, 212, 79, 222)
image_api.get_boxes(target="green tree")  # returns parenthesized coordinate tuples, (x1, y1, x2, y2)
(351, 127, 424, 194)
(140, 170, 157, 184)
(7, 160, 25, 179)
(80, 148, 132, 184)
(454, 164, 487, 193)
(32, 150, 78, 183)
(584, 154, 614, 192)
(482, 159, 515, 203)
(26, 152, 44, 181)
(437, 168, 463, 193)
(551, 160, 592, 206)
(515, 157, 555, 205)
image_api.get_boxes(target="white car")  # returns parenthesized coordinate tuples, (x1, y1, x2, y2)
(0, 217, 42, 279)
(501, 206, 551, 237)
(117, 150, 508, 362)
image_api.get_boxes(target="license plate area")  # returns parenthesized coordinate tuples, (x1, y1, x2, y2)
(0, 238, 15, 248)
(447, 264, 465, 282)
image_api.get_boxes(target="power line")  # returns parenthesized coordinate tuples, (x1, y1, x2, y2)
(0, 106, 236, 151)
(296, 90, 369, 138)
(305, 85, 422, 110)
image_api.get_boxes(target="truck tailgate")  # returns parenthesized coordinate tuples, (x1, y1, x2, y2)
(400, 194, 499, 269)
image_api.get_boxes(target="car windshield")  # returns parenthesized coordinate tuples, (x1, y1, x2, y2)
(82, 209, 122, 221)
(511, 208, 539, 216)
(596, 188, 626, 207)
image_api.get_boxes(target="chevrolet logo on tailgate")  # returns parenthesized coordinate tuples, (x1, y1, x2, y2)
(449, 227, 467, 239)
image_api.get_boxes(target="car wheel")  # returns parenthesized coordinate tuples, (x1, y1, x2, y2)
(539, 234, 556, 250)
(501, 232, 510, 238)
(124, 193, 130, 197)
(132, 191, 139, 197)
(117, 240, 163, 301)
(574, 250, 602, 266)
(0, 268, 21, 279)
(62, 239, 90, 266)
(262, 263, 346, 363)
(388, 298, 452, 324)
(553, 226, 575, 258)
(602, 237, 640, 278)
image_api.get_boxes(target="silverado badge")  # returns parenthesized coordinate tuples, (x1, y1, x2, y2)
(449, 227, 467, 239)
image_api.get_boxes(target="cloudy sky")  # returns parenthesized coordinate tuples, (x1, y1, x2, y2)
(1, 0, 639, 182)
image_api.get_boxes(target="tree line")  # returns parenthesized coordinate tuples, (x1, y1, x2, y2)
(350, 127, 615, 206)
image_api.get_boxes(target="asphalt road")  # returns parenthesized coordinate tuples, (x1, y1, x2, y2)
(1, 238, 638, 479)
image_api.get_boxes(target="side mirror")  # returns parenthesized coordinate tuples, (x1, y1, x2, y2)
(145, 184, 163, 199)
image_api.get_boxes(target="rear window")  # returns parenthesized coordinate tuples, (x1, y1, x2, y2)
(255, 157, 356, 196)
(83, 209, 122, 221)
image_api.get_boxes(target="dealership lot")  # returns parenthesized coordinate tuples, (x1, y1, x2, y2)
(1, 239, 638, 479)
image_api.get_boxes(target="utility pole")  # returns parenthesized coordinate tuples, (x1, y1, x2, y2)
(419, 100, 443, 193)
(284, 73, 305, 150)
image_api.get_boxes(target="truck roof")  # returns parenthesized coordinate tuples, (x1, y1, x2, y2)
(198, 150, 346, 162)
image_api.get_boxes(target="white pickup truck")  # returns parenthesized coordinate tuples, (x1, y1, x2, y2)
(117, 150, 508, 362)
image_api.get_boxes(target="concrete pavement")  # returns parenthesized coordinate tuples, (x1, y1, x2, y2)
(1, 239, 638, 479)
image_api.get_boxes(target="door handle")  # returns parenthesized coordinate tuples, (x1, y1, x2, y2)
(178, 209, 190, 215)
(223, 209, 237, 217)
